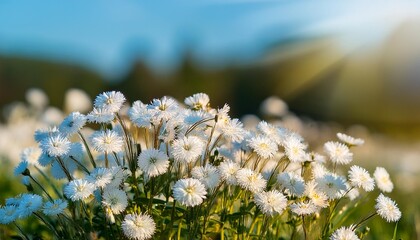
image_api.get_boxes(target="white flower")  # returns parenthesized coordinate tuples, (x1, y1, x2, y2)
(64, 179, 96, 201)
(324, 141, 353, 165)
(102, 187, 128, 214)
(375, 194, 401, 222)
(184, 93, 210, 111)
(236, 168, 266, 193)
(147, 96, 179, 123)
(122, 213, 156, 240)
(374, 167, 393, 193)
(20, 147, 42, 167)
(86, 168, 113, 188)
(0, 205, 18, 224)
(330, 226, 360, 240)
(59, 112, 87, 136)
(94, 91, 126, 113)
(173, 178, 207, 207)
(108, 166, 128, 188)
(14, 160, 28, 176)
(257, 121, 283, 145)
(40, 134, 71, 157)
(191, 164, 221, 189)
(218, 160, 240, 185)
(277, 172, 305, 197)
(247, 136, 278, 159)
(137, 149, 169, 177)
(172, 136, 205, 164)
(91, 129, 124, 153)
(316, 173, 347, 199)
(128, 101, 153, 128)
(348, 165, 375, 192)
(337, 133, 364, 146)
(305, 181, 329, 208)
(254, 190, 287, 216)
(17, 194, 43, 218)
(87, 108, 115, 123)
(218, 118, 246, 143)
(42, 199, 68, 216)
(283, 135, 308, 163)
(290, 200, 318, 215)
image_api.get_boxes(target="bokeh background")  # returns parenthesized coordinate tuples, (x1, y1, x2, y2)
(1, 1, 420, 239)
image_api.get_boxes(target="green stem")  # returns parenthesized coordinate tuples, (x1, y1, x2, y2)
(78, 131, 96, 168)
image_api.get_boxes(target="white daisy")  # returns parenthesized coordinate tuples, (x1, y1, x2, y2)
(184, 93, 210, 111)
(283, 135, 308, 163)
(247, 136, 278, 159)
(254, 190, 287, 216)
(94, 91, 126, 113)
(17, 194, 43, 218)
(128, 100, 153, 128)
(191, 164, 221, 189)
(218, 160, 240, 185)
(374, 167, 393, 193)
(0, 205, 18, 224)
(330, 226, 360, 240)
(102, 187, 128, 214)
(290, 200, 318, 215)
(122, 213, 156, 240)
(324, 141, 353, 165)
(20, 147, 42, 167)
(42, 199, 68, 216)
(147, 96, 179, 123)
(86, 168, 113, 188)
(87, 108, 115, 124)
(257, 121, 283, 145)
(348, 165, 375, 192)
(337, 133, 364, 146)
(172, 136, 205, 164)
(375, 194, 401, 222)
(59, 112, 87, 136)
(64, 179, 96, 201)
(91, 129, 124, 153)
(40, 134, 71, 157)
(218, 118, 247, 143)
(137, 149, 169, 177)
(316, 173, 347, 199)
(305, 181, 329, 208)
(277, 172, 305, 197)
(108, 166, 129, 188)
(173, 178, 207, 207)
(235, 168, 267, 193)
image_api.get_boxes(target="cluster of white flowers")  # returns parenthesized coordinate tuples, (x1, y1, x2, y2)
(0, 91, 402, 239)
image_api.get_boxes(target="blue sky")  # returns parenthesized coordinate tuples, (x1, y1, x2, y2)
(0, 1, 419, 79)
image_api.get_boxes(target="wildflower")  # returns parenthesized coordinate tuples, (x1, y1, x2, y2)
(64, 179, 96, 201)
(184, 93, 210, 111)
(20, 147, 42, 167)
(108, 166, 128, 188)
(59, 112, 87, 136)
(17, 194, 43, 218)
(290, 200, 318, 215)
(147, 96, 179, 123)
(191, 164, 221, 189)
(172, 136, 205, 164)
(247, 136, 277, 159)
(42, 199, 68, 216)
(87, 108, 115, 123)
(283, 134, 308, 163)
(86, 168, 113, 188)
(236, 168, 266, 193)
(102, 187, 128, 214)
(0, 205, 18, 224)
(218, 160, 240, 185)
(122, 213, 156, 240)
(173, 178, 207, 207)
(305, 181, 329, 208)
(337, 133, 364, 146)
(374, 167, 393, 193)
(50, 158, 77, 180)
(217, 118, 247, 143)
(40, 134, 71, 157)
(137, 149, 169, 178)
(91, 129, 124, 153)
(257, 121, 283, 145)
(348, 165, 375, 192)
(324, 141, 353, 165)
(254, 190, 287, 216)
(94, 91, 126, 113)
(14, 160, 28, 176)
(375, 194, 401, 222)
(330, 226, 360, 240)
(277, 172, 305, 197)
(316, 173, 347, 199)
(128, 101, 152, 128)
